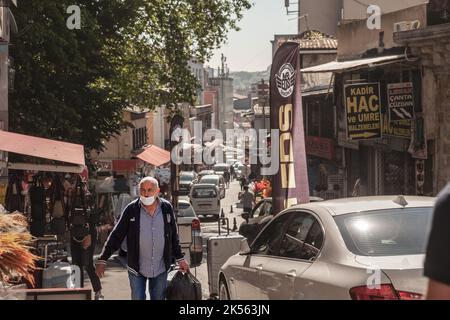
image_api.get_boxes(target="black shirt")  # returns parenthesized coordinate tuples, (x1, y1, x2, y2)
(424, 183, 450, 285)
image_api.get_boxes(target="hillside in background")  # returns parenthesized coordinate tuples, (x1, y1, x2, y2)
(230, 67, 270, 94)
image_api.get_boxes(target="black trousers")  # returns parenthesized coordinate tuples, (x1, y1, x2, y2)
(70, 228, 102, 293)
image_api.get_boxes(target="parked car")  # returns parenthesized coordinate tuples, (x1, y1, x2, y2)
(176, 200, 203, 267)
(198, 170, 215, 180)
(178, 171, 198, 195)
(189, 184, 221, 220)
(238, 197, 324, 244)
(219, 196, 435, 300)
(199, 174, 226, 199)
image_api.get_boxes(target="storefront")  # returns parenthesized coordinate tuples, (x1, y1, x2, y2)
(303, 54, 432, 197)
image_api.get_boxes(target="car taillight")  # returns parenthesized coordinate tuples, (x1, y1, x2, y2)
(397, 291, 423, 300)
(350, 284, 399, 300)
(191, 218, 201, 231)
(350, 284, 423, 300)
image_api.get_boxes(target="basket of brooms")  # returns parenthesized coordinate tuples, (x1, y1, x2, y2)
(0, 211, 40, 290)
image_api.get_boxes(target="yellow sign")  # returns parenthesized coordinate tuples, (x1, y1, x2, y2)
(345, 83, 382, 141)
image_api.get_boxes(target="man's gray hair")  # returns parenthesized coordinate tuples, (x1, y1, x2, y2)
(139, 177, 159, 189)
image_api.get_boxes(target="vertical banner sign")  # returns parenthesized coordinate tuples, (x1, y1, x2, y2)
(270, 42, 309, 214)
(345, 83, 382, 140)
(170, 115, 184, 211)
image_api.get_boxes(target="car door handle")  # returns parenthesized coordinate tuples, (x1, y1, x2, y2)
(285, 270, 297, 278)
(256, 265, 263, 271)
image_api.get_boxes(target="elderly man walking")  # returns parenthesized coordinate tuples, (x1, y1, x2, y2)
(95, 177, 189, 300)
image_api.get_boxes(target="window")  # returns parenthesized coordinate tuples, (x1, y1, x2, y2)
(251, 212, 293, 256)
(251, 201, 266, 218)
(278, 212, 323, 261)
(132, 127, 147, 150)
(192, 188, 217, 198)
(334, 208, 433, 256)
(177, 203, 195, 217)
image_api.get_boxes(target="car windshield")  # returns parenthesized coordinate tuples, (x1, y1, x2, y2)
(334, 207, 433, 256)
(213, 165, 227, 171)
(178, 203, 195, 217)
(200, 177, 218, 185)
(192, 188, 217, 198)
(180, 173, 194, 181)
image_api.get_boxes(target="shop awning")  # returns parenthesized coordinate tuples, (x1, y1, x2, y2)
(0, 130, 85, 166)
(301, 55, 408, 73)
(136, 145, 170, 167)
(112, 160, 138, 172)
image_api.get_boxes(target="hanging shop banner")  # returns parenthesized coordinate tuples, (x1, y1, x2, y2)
(409, 116, 427, 160)
(345, 82, 382, 141)
(270, 42, 310, 214)
(381, 113, 412, 139)
(388, 82, 415, 121)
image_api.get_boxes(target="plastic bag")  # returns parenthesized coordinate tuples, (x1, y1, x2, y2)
(166, 271, 202, 300)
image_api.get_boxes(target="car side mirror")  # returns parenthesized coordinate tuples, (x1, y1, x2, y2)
(239, 238, 251, 255)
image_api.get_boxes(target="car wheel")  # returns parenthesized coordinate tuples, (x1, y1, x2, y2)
(219, 278, 230, 300)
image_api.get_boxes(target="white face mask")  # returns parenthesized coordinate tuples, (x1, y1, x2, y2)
(140, 196, 156, 206)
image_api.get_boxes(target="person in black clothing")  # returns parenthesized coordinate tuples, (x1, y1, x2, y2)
(223, 170, 230, 188)
(69, 184, 103, 300)
(424, 184, 450, 299)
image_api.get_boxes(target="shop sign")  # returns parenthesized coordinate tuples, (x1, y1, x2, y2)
(381, 113, 412, 139)
(94, 160, 112, 171)
(306, 136, 335, 160)
(387, 82, 415, 121)
(345, 83, 382, 141)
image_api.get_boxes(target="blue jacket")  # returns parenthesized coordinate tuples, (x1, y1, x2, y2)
(98, 198, 184, 275)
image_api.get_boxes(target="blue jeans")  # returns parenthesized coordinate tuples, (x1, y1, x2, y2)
(128, 271, 168, 300)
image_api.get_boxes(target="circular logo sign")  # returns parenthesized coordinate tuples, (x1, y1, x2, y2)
(275, 63, 296, 98)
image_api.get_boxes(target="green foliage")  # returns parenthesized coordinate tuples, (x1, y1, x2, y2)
(10, 0, 251, 152)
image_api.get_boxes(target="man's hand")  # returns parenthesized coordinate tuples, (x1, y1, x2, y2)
(178, 259, 189, 273)
(96, 263, 106, 278)
(82, 234, 92, 250)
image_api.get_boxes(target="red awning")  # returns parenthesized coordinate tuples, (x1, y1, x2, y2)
(0, 130, 85, 166)
(112, 159, 138, 172)
(136, 145, 170, 167)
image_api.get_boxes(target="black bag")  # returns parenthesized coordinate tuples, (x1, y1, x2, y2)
(69, 177, 89, 241)
(51, 217, 66, 235)
(30, 219, 46, 237)
(70, 208, 89, 241)
(29, 183, 45, 205)
(166, 271, 202, 300)
(31, 202, 45, 220)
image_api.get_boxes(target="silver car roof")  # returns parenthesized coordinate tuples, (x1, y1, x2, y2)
(289, 196, 436, 216)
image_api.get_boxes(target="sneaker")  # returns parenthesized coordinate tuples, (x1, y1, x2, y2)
(94, 292, 104, 300)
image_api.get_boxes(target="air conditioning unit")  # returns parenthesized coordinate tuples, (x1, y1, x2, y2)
(394, 20, 421, 32)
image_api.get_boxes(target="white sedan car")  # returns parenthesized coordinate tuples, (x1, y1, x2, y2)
(219, 196, 435, 300)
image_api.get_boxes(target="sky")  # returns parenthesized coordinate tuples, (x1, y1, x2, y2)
(208, 0, 297, 72)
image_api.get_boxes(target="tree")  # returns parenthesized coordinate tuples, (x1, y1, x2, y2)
(10, 0, 252, 151)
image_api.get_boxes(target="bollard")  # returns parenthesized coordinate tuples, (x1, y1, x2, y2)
(221, 209, 225, 225)
(230, 205, 234, 213)
(232, 217, 238, 232)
